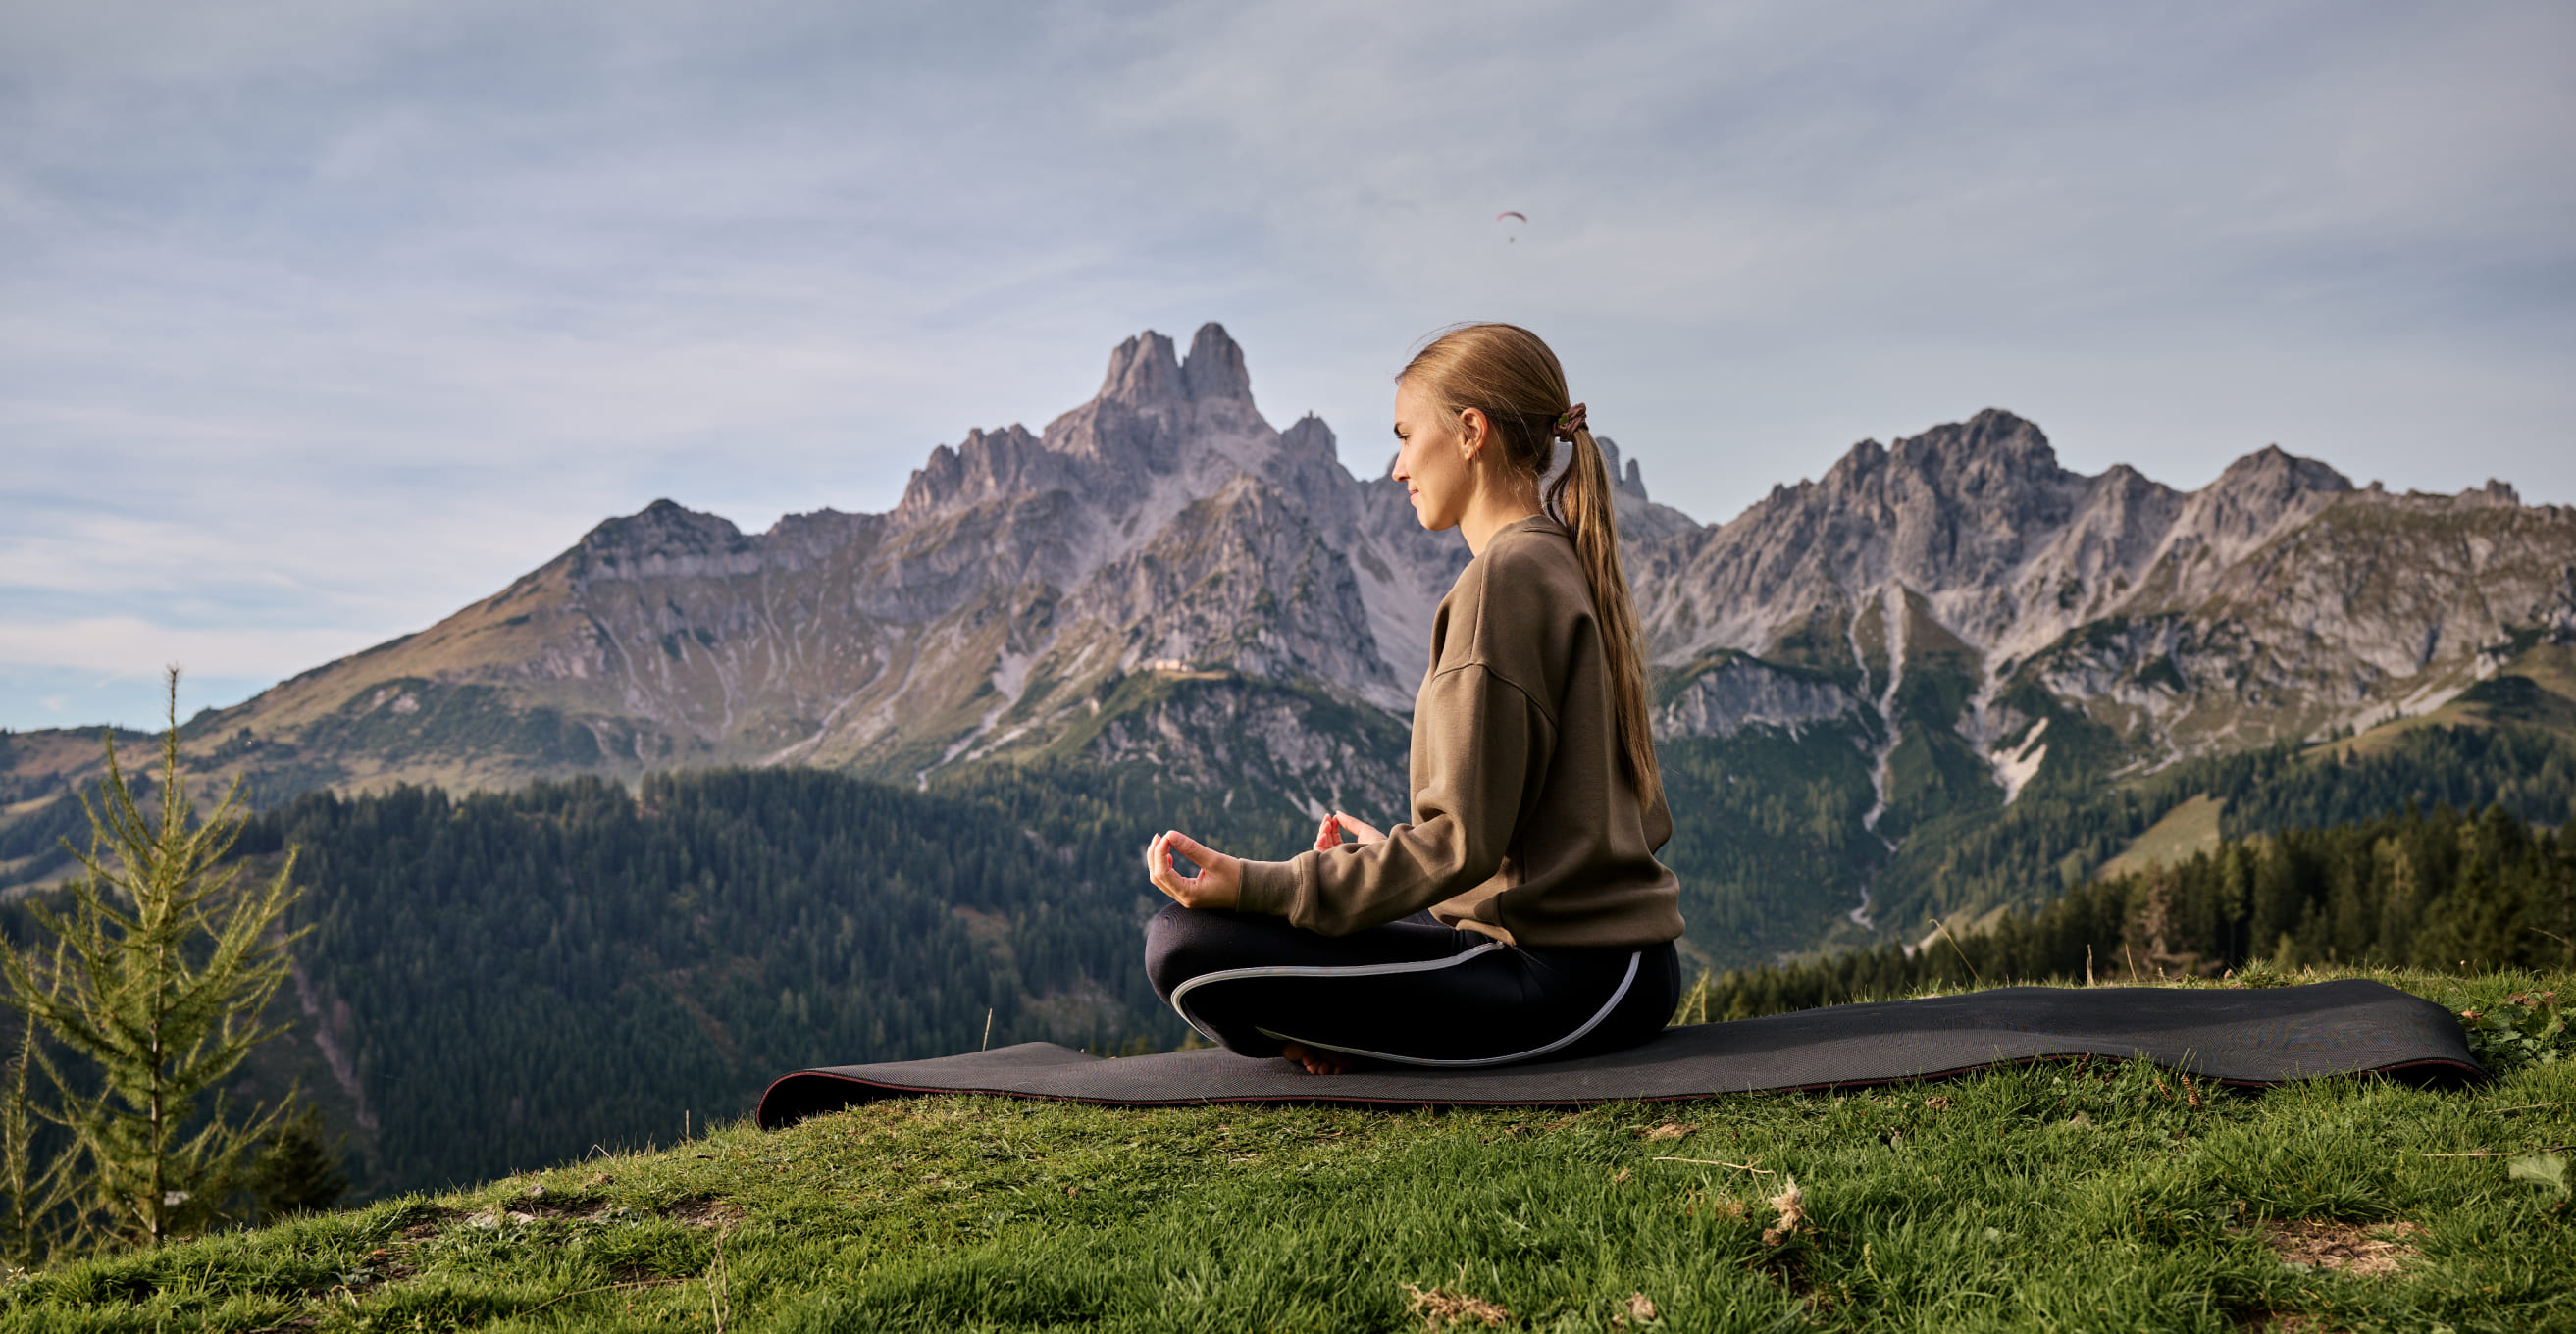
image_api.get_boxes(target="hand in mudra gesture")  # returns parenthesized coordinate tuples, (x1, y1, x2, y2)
(1146, 830, 1242, 909)
(1314, 811, 1385, 851)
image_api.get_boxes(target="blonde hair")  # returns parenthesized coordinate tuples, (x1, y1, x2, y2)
(1399, 322, 1660, 805)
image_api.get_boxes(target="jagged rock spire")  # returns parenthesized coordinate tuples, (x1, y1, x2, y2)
(1096, 324, 1254, 405)
(1182, 323, 1253, 402)
(1097, 331, 1185, 404)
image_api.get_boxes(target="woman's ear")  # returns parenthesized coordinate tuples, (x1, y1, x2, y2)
(1457, 407, 1488, 459)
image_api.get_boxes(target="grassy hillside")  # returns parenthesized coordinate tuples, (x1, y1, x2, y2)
(4, 966, 2567, 1332)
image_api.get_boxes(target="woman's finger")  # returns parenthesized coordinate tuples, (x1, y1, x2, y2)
(1147, 832, 1183, 898)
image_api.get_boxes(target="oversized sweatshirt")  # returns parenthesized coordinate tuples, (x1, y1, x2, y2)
(1236, 514, 1685, 948)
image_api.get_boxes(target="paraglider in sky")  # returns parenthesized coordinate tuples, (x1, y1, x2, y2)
(1496, 210, 1525, 242)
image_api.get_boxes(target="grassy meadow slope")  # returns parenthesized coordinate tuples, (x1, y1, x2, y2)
(5, 967, 2568, 1333)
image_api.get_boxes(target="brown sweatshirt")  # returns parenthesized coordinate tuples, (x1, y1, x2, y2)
(1236, 515, 1685, 947)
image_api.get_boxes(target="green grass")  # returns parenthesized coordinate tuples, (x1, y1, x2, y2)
(6, 968, 2570, 1332)
(2089, 793, 2225, 883)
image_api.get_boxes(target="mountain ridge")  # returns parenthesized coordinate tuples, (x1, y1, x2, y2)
(6, 324, 2573, 966)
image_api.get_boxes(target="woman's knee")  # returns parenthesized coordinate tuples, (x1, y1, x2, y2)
(1144, 902, 1234, 996)
(1144, 903, 1291, 996)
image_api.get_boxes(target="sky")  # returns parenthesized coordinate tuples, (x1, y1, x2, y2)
(4, 0, 2571, 731)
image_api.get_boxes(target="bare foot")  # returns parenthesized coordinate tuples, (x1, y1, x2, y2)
(1279, 1042, 1355, 1076)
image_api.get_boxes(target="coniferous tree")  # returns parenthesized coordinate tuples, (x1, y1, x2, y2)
(0, 1021, 81, 1268)
(0, 671, 309, 1248)
(246, 1106, 348, 1221)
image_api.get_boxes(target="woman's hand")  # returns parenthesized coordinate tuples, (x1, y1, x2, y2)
(1313, 811, 1387, 851)
(1145, 830, 1242, 909)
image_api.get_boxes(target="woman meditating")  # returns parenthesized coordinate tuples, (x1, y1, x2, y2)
(1143, 322, 1684, 1074)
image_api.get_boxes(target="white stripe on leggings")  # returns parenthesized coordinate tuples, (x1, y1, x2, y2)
(1171, 946, 1642, 1068)
(1167, 942, 1507, 1044)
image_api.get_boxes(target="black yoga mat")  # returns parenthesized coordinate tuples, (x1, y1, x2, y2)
(756, 979, 2481, 1129)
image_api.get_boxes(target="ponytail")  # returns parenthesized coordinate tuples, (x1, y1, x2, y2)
(1400, 322, 1662, 809)
(1546, 425, 1661, 801)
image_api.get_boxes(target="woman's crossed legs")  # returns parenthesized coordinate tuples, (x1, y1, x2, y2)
(1144, 903, 1679, 1074)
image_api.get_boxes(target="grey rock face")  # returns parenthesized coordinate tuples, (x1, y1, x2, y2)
(1078, 678, 1411, 822)
(1182, 322, 1255, 403)
(567, 500, 769, 585)
(1656, 655, 1863, 739)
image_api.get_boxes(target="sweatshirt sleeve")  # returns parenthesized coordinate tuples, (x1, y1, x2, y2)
(1236, 663, 1555, 935)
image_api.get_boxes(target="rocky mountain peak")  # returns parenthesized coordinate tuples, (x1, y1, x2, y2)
(2210, 444, 2353, 500)
(1097, 331, 1187, 406)
(1753, 411, 2089, 602)
(566, 499, 764, 586)
(2154, 443, 2355, 573)
(1279, 412, 1337, 463)
(1885, 409, 2069, 497)
(1092, 322, 1255, 408)
(1821, 437, 1888, 488)
(1181, 323, 1254, 403)
(760, 507, 879, 563)
(893, 423, 1060, 521)
(1031, 325, 1273, 479)
(1593, 437, 1646, 500)
(578, 500, 747, 559)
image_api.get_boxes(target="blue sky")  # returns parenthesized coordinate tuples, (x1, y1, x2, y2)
(5, 0, 2571, 731)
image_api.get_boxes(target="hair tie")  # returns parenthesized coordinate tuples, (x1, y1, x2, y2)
(1554, 402, 1588, 442)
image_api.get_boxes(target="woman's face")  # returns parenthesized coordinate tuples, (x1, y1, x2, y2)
(1391, 377, 1475, 532)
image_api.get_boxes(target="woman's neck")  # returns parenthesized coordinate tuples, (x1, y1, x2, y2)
(1460, 485, 1544, 557)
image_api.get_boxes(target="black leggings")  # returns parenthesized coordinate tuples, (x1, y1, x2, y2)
(1144, 903, 1680, 1067)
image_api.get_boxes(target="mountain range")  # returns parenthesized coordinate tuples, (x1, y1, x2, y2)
(6, 323, 2573, 968)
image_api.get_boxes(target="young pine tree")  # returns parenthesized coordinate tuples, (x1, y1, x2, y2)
(0, 670, 310, 1248)
(0, 1020, 83, 1268)
(245, 1105, 349, 1221)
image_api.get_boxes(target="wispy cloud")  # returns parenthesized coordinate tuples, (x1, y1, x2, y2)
(4, 0, 2571, 728)
(0, 617, 366, 680)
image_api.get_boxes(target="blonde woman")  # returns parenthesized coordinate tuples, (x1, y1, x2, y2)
(1144, 323, 1684, 1075)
